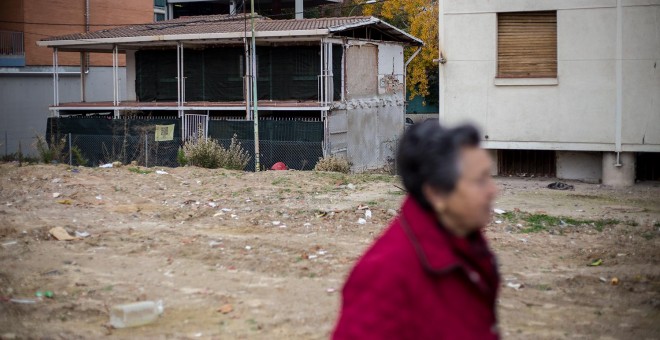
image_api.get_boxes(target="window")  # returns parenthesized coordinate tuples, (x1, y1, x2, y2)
(497, 11, 557, 78)
(154, 12, 166, 21)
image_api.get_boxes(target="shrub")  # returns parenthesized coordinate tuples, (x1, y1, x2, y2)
(314, 155, 351, 173)
(71, 146, 88, 166)
(177, 147, 188, 166)
(34, 135, 66, 164)
(181, 133, 251, 170)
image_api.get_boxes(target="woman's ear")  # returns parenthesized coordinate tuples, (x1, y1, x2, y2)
(422, 184, 447, 214)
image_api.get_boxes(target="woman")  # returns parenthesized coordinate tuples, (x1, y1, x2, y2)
(333, 121, 500, 339)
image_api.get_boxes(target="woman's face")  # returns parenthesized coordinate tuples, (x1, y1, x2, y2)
(424, 147, 498, 236)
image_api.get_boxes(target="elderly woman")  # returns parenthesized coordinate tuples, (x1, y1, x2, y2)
(333, 121, 500, 339)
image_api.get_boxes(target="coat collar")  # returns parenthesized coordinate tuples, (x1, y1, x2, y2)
(399, 196, 462, 275)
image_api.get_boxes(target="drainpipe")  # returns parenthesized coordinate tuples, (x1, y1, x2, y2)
(403, 46, 422, 116)
(614, 0, 623, 166)
(81, 0, 90, 101)
(437, 0, 445, 123)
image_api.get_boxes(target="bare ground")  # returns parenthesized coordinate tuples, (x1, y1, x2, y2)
(0, 164, 658, 339)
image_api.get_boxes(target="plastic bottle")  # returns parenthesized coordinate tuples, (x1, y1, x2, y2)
(109, 300, 164, 328)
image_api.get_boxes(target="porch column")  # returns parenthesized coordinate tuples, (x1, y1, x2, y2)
(176, 42, 184, 118)
(52, 48, 60, 117)
(112, 44, 119, 118)
(295, 0, 303, 19)
(80, 52, 86, 102)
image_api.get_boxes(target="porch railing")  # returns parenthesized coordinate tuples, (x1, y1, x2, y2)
(0, 31, 25, 67)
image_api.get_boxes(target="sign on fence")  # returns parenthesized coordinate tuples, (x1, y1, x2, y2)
(155, 125, 175, 142)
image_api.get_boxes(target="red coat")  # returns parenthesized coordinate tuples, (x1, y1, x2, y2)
(333, 196, 500, 340)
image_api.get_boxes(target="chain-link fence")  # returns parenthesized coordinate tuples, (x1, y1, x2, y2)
(40, 133, 322, 171)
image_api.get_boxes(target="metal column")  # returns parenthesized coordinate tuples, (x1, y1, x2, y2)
(52, 48, 60, 117)
(112, 44, 120, 118)
(80, 52, 86, 102)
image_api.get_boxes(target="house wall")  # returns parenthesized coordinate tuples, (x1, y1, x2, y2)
(0, 67, 126, 156)
(440, 0, 660, 153)
(556, 151, 602, 183)
(329, 41, 405, 171)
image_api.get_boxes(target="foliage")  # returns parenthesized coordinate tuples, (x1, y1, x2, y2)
(34, 135, 67, 164)
(71, 146, 88, 166)
(501, 211, 620, 233)
(314, 155, 351, 173)
(181, 133, 251, 170)
(177, 147, 188, 166)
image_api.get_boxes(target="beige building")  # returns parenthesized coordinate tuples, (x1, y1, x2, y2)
(438, 0, 660, 186)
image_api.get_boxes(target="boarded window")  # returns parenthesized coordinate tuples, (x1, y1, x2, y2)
(497, 11, 557, 78)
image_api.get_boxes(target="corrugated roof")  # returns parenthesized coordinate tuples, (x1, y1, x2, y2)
(38, 14, 422, 46)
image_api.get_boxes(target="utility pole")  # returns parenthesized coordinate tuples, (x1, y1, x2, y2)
(250, 0, 260, 171)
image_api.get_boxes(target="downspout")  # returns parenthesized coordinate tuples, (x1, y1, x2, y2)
(403, 46, 422, 117)
(81, 0, 90, 101)
(437, 0, 446, 123)
(614, 0, 623, 166)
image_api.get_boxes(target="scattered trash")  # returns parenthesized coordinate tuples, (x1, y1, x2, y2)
(495, 220, 502, 224)
(44, 291, 54, 299)
(95, 195, 103, 200)
(10, 298, 37, 304)
(588, 259, 603, 267)
(99, 163, 113, 168)
(208, 202, 218, 208)
(245, 246, 252, 250)
(357, 218, 367, 225)
(272, 221, 281, 226)
(506, 282, 524, 290)
(303, 223, 312, 227)
(326, 288, 336, 294)
(516, 224, 523, 228)
(611, 277, 620, 286)
(209, 241, 223, 248)
(271, 162, 288, 171)
(316, 211, 328, 218)
(357, 205, 369, 210)
(155, 170, 169, 175)
(71, 169, 80, 173)
(35, 291, 44, 298)
(75, 231, 90, 238)
(493, 208, 506, 215)
(194, 333, 203, 337)
(112, 161, 123, 168)
(221, 208, 232, 212)
(547, 182, 574, 190)
(57, 199, 72, 205)
(347, 183, 356, 190)
(1, 241, 17, 247)
(364, 210, 372, 220)
(218, 304, 233, 314)
(387, 209, 398, 217)
(49, 227, 76, 241)
(52, 193, 61, 198)
(519, 238, 528, 243)
(576, 209, 585, 212)
(110, 300, 164, 328)
(52, 178, 62, 183)
(317, 250, 327, 256)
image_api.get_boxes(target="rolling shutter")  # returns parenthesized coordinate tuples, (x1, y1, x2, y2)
(497, 11, 557, 78)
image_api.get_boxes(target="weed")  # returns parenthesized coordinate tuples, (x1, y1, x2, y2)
(182, 133, 250, 170)
(128, 167, 152, 175)
(314, 155, 351, 173)
(177, 147, 188, 166)
(272, 177, 289, 186)
(624, 220, 639, 227)
(34, 135, 66, 164)
(505, 210, 620, 233)
(71, 146, 88, 166)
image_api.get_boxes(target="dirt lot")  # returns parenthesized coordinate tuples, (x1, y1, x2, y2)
(0, 164, 659, 339)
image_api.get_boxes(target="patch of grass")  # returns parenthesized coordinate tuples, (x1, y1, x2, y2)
(533, 284, 552, 291)
(388, 190, 405, 196)
(624, 220, 639, 227)
(127, 167, 153, 175)
(103, 285, 113, 291)
(367, 201, 378, 206)
(641, 232, 655, 240)
(504, 210, 620, 233)
(271, 177, 289, 186)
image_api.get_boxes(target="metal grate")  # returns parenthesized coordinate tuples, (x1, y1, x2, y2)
(498, 149, 556, 177)
(0, 31, 24, 56)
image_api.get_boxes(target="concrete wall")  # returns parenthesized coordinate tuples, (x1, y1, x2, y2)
(0, 66, 126, 156)
(440, 0, 660, 153)
(329, 41, 405, 171)
(556, 151, 603, 183)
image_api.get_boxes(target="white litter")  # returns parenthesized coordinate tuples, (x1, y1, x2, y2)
(213, 212, 224, 217)
(308, 255, 318, 259)
(506, 282, 524, 290)
(347, 183, 356, 190)
(326, 288, 336, 293)
(52, 193, 61, 198)
(2, 241, 18, 247)
(495, 220, 502, 224)
(99, 163, 113, 168)
(494, 208, 506, 215)
(365, 210, 372, 219)
(272, 221, 281, 226)
(95, 195, 103, 200)
(156, 170, 169, 175)
(357, 218, 367, 225)
(221, 208, 232, 212)
(245, 246, 252, 250)
(303, 223, 311, 227)
(208, 202, 218, 208)
(317, 250, 327, 255)
(75, 231, 91, 238)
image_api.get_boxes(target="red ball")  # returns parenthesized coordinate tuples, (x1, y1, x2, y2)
(271, 162, 288, 171)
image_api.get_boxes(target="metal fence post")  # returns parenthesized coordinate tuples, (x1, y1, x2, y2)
(4, 131, 7, 157)
(68, 133, 72, 165)
(144, 133, 148, 167)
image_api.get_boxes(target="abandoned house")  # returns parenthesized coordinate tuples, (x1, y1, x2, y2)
(38, 14, 423, 171)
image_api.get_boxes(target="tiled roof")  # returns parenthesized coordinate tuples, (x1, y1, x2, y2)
(39, 14, 422, 46)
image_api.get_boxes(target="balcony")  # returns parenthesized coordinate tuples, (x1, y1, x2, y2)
(0, 31, 25, 67)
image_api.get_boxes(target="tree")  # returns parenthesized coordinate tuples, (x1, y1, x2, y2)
(362, 0, 439, 99)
